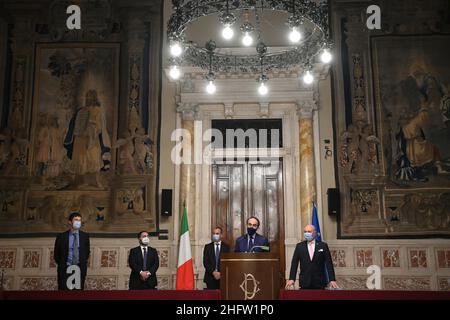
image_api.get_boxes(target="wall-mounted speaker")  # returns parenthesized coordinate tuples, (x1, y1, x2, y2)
(161, 189, 173, 217)
(327, 188, 340, 216)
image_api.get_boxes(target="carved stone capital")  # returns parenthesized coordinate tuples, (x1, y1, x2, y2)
(296, 100, 318, 119)
(181, 74, 195, 93)
(224, 103, 234, 119)
(176, 103, 198, 120)
(259, 102, 270, 118)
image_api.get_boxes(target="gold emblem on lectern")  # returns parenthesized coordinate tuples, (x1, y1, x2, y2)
(239, 273, 260, 300)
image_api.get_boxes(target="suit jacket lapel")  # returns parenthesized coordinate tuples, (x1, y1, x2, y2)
(312, 241, 321, 262)
(301, 241, 309, 261)
(79, 231, 84, 248)
(63, 231, 69, 252)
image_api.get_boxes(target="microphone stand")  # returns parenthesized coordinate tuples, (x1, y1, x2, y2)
(249, 245, 269, 253)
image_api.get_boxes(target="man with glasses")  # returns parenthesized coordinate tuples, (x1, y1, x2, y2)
(234, 216, 269, 253)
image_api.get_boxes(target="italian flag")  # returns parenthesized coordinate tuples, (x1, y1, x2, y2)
(176, 205, 194, 289)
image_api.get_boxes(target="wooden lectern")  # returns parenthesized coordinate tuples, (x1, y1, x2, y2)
(220, 252, 280, 300)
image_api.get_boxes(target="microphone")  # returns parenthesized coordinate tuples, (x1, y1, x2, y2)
(250, 245, 270, 252)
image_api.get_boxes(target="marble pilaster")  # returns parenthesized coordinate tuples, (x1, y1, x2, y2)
(297, 101, 317, 228)
(177, 103, 197, 238)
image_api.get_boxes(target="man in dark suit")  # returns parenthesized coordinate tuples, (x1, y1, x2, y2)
(203, 227, 230, 289)
(234, 216, 269, 253)
(286, 224, 338, 289)
(54, 212, 90, 290)
(128, 231, 159, 290)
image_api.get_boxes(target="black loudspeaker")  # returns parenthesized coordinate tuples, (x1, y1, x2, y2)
(161, 189, 173, 216)
(327, 188, 340, 216)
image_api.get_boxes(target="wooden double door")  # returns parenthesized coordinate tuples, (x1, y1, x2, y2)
(211, 160, 285, 270)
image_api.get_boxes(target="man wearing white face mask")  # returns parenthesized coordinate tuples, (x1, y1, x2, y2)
(128, 231, 159, 290)
(54, 212, 91, 290)
(203, 227, 230, 289)
(285, 224, 338, 290)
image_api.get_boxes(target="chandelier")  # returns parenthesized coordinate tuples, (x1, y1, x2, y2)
(167, 0, 333, 95)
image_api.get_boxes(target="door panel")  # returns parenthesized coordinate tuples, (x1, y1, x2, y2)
(212, 160, 284, 258)
(230, 165, 245, 241)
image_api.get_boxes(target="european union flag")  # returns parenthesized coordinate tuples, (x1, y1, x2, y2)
(312, 203, 322, 242)
(312, 202, 329, 286)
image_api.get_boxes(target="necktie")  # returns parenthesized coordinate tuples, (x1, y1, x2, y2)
(72, 233, 79, 265)
(249, 236, 254, 252)
(143, 248, 148, 271)
(308, 242, 314, 261)
(215, 243, 220, 270)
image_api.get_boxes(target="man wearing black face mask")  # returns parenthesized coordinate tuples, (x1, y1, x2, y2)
(234, 216, 269, 253)
(128, 231, 159, 290)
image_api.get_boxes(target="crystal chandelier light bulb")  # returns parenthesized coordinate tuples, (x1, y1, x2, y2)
(206, 80, 216, 94)
(222, 25, 234, 40)
(320, 49, 332, 63)
(289, 27, 301, 43)
(170, 42, 182, 57)
(242, 32, 253, 46)
(258, 82, 268, 95)
(303, 70, 314, 84)
(169, 65, 181, 80)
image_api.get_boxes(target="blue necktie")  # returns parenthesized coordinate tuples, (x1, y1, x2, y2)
(249, 236, 254, 252)
(215, 243, 220, 271)
(143, 248, 148, 271)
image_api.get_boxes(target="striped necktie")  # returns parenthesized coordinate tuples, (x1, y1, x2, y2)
(72, 232, 79, 265)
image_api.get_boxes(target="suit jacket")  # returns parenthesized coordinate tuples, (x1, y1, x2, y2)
(234, 233, 269, 253)
(203, 241, 230, 289)
(128, 246, 159, 289)
(54, 230, 90, 277)
(288, 240, 336, 289)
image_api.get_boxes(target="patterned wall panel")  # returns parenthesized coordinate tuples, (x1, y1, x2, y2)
(22, 249, 42, 269)
(157, 248, 169, 268)
(381, 248, 401, 268)
(19, 277, 57, 290)
(408, 248, 428, 269)
(330, 248, 347, 268)
(383, 277, 431, 291)
(48, 249, 56, 269)
(100, 249, 119, 268)
(354, 248, 373, 268)
(337, 276, 368, 290)
(85, 276, 118, 290)
(0, 249, 16, 269)
(436, 249, 450, 268)
(437, 277, 450, 291)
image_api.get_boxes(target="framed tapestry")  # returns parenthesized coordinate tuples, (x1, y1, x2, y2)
(338, 33, 450, 237)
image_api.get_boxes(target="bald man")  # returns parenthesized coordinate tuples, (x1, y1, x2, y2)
(286, 224, 338, 290)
